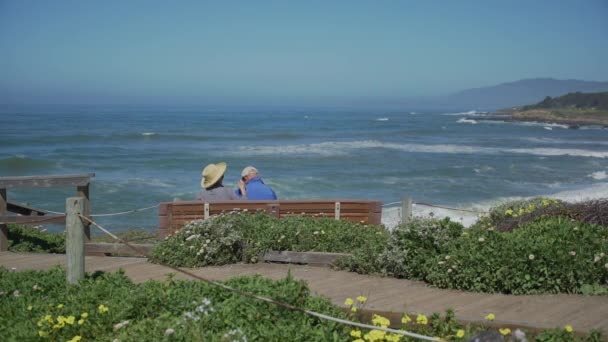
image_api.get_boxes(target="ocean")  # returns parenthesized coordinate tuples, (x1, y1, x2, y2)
(1, 105, 607, 233)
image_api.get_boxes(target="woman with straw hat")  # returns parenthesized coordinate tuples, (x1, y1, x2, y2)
(195, 162, 240, 201)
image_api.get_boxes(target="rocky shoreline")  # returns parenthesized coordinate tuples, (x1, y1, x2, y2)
(468, 110, 608, 128)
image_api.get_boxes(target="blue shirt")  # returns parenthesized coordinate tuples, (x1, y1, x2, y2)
(236, 177, 277, 200)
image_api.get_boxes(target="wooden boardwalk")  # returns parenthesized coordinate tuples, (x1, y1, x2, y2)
(2, 252, 607, 334)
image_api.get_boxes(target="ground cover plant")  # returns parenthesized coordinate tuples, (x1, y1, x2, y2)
(151, 212, 388, 267)
(1, 267, 602, 342)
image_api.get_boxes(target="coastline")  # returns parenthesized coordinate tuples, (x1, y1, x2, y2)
(472, 109, 608, 128)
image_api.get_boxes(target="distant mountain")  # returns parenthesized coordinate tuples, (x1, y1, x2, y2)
(440, 78, 608, 111)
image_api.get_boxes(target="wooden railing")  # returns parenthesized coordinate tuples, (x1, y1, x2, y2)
(0, 173, 94, 251)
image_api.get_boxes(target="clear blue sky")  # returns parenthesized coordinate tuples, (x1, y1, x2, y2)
(1, 0, 607, 105)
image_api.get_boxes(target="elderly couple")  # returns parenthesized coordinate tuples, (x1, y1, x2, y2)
(196, 162, 277, 201)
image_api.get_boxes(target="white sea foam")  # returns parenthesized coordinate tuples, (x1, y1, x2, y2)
(442, 110, 490, 116)
(457, 118, 477, 124)
(409, 112, 417, 115)
(376, 118, 389, 121)
(235, 140, 608, 159)
(589, 171, 608, 180)
(544, 126, 553, 131)
(506, 147, 608, 159)
(141, 132, 157, 136)
(516, 121, 569, 129)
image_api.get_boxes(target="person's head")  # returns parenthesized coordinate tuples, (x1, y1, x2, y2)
(201, 162, 227, 190)
(240, 166, 259, 183)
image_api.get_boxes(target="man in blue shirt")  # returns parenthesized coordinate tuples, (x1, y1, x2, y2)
(236, 166, 277, 200)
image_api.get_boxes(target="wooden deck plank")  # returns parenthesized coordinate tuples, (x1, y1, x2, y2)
(1, 252, 607, 334)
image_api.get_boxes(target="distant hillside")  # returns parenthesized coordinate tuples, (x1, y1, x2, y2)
(441, 78, 608, 110)
(500, 91, 608, 126)
(522, 91, 608, 111)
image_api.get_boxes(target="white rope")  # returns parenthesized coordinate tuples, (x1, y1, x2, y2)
(90, 204, 160, 217)
(80, 215, 441, 342)
(382, 201, 402, 207)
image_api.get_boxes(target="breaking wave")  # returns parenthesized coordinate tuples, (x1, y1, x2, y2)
(234, 140, 608, 159)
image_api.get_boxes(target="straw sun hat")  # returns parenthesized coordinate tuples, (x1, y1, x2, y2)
(201, 162, 227, 189)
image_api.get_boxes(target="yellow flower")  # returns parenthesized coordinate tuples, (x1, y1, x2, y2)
(344, 298, 354, 306)
(485, 313, 495, 321)
(528, 204, 535, 211)
(57, 304, 64, 309)
(44, 314, 53, 323)
(386, 334, 402, 342)
(351, 306, 358, 313)
(66, 316, 75, 325)
(499, 328, 511, 335)
(401, 315, 411, 324)
(350, 330, 362, 338)
(81, 312, 89, 318)
(372, 314, 390, 328)
(565, 325, 573, 333)
(366, 329, 386, 341)
(462, 231, 469, 236)
(353, 340, 365, 342)
(505, 209, 513, 216)
(542, 199, 549, 206)
(518, 208, 525, 215)
(416, 314, 428, 325)
(67, 336, 82, 342)
(98, 304, 109, 313)
(356, 296, 367, 303)
(78, 319, 85, 325)
(57, 315, 67, 324)
(456, 329, 465, 338)
(27, 305, 33, 311)
(38, 331, 48, 337)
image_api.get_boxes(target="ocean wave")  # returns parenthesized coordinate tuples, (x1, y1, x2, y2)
(506, 147, 608, 159)
(522, 137, 608, 146)
(234, 140, 608, 159)
(457, 118, 477, 124)
(442, 110, 489, 116)
(376, 118, 389, 121)
(589, 171, 608, 180)
(515, 121, 569, 129)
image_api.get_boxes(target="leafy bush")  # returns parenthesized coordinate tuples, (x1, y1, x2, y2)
(151, 212, 388, 267)
(380, 217, 463, 279)
(7, 224, 66, 253)
(0, 267, 350, 341)
(479, 197, 566, 232)
(425, 217, 608, 294)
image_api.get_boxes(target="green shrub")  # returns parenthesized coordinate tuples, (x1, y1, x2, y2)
(0, 267, 350, 341)
(380, 217, 464, 279)
(7, 224, 66, 253)
(151, 212, 388, 268)
(479, 197, 566, 232)
(425, 217, 608, 294)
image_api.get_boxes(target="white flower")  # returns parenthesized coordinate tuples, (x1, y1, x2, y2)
(445, 255, 451, 260)
(13, 290, 20, 297)
(528, 254, 535, 260)
(513, 329, 527, 342)
(601, 252, 606, 257)
(605, 263, 608, 270)
(447, 268, 453, 273)
(313, 231, 319, 235)
(594, 256, 601, 263)
(165, 328, 175, 335)
(321, 230, 325, 234)
(573, 226, 579, 231)
(569, 251, 576, 256)
(113, 320, 129, 331)
(438, 261, 445, 265)
(478, 237, 485, 242)
(206, 239, 211, 244)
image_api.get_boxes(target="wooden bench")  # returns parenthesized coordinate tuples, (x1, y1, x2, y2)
(158, 199, 382, 239)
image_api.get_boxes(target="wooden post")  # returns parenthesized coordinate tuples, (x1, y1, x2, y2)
(401, 196, 412, 225)
(0, 188, 7, 251)
(66, 197, 85, 284)
(76, 184, 91, 242)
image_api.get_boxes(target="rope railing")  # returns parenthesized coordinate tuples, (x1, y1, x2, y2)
(381, 200, 488, 214)
(78, 214, 442, 342)
(0, 215, 67, 225)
